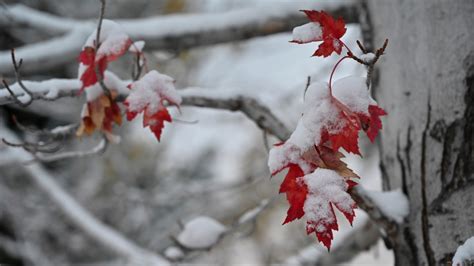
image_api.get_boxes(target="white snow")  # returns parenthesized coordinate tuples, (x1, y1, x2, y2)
(359, 53, 376, 64)
(176, 216, 227, 249)
(364, 189, 409, 224)
(126, 70, 181, 114)
(85, 71, 130, 102)
(453, 237, 474, 266)
(238, 199, 269, 225)
(292, 22, 322, 43)
(82, 20, 130, 58)
(129, 41, 145, 53)
(164, 246, 184, 260)
(303, 169, 354, 233)
(332, 76, 371, 114)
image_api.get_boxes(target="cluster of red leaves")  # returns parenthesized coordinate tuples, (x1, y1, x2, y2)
(76, 21, 179, 141)
(274, 10, 387, 250)
(272, 144, 360, 249)
(293, 10, 347, 57)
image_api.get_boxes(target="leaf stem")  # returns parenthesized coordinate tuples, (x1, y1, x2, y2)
(328, 55, 350, 97)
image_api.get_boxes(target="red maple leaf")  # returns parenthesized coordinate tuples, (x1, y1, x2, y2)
(359, 105, 387, 142)
(77, 90, 122, 137)
(78, 47, 107, 91)
(124, 70, 182, 142)
(299, 10, 347, 57)
(78, 20, 132, 93)
(303, 169, 356, 250)
(276, 163, 308, 224)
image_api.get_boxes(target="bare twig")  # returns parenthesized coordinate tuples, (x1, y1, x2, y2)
(1, 49, 33, 107)
(94, 0, 112, 99)
(24, 137, 107, 164)
(1, 49, 63, 107)
(2, 137, 62, 154)
(346, 39, 388, 88)
(304, 76, 311, 100)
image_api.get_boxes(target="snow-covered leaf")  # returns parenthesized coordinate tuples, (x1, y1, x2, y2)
(124, 70, 182, 141)
(303, 168, 356, 250)
(78, 20, 132, 92)
(292, 10, 347, 57)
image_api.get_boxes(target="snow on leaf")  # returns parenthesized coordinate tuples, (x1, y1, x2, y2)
(124, 70, 182, 141)
(78, 20, 132, 92)
(291, 22, 322, 44)
(303, 168, 356, 250)
(292, 10, 347, 57)
(176, 216, 227, 250)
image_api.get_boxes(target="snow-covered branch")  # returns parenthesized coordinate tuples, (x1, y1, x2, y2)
(0, 3, 357, 75)
(28, 138, 107, 163)
(1, 128, 169, 265)
(0, 77, 404, 240)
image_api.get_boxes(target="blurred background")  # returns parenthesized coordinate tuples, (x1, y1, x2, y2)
(0, 0, 393, 265)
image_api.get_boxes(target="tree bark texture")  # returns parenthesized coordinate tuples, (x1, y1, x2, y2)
(368, 0, 474, 265)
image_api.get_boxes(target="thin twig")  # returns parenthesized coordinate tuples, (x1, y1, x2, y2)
(94, 0, 112, 99)
(24, 137, 107, 164)
(303, 76, 311, 100)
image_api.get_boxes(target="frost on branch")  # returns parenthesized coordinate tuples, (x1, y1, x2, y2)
(176, 216, 227, 250)
(125, 70, 182, 141)
(78, 19, 132, 92)
(453, 237, 474, 266)
(292, 10, 347, 57)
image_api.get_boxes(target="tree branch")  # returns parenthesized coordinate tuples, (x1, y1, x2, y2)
(0, 3, 358, 75)
(0, 127, 169, 265)
(0, 77, 400, 239)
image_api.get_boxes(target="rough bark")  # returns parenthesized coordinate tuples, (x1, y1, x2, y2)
(368, 0, 474, 265)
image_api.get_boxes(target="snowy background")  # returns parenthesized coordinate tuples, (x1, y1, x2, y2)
(0, 0, 394, 264)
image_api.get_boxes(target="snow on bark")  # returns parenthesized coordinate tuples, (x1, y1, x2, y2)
(364, 189, 409, 224)
(176, 216, 227, 249)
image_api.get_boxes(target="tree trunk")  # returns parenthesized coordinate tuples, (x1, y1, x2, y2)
(368, 0, 474, 265)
